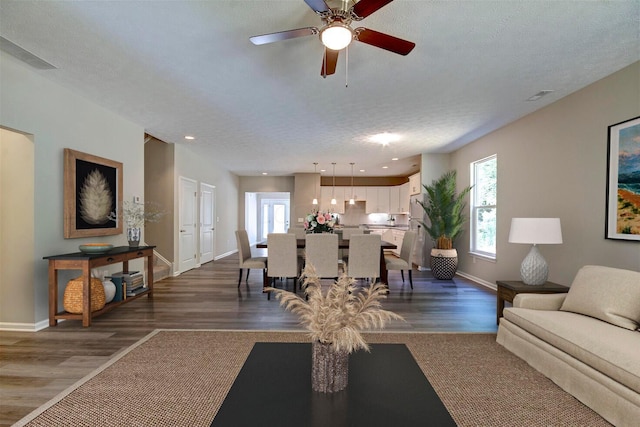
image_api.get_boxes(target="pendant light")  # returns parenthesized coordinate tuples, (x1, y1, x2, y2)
(330, 162, 337, 205)
(312, 162, 319, 205)
(349, 162, 355, 205)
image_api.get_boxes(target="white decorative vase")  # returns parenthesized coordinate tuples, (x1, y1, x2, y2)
(102, 280, 116, 303)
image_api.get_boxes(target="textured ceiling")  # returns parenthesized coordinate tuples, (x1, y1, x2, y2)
(1, 0, 639, 177)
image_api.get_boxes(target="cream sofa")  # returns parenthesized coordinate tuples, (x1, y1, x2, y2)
(497, 265, 640, 427)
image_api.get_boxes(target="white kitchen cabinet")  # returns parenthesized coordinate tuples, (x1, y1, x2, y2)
(320, 186, 345, 213)
(391, 230, 405, 256)
(399, 182, 410, 213)
(365, 187, 391, 213)
(409, 173, 421, 195)
(389, 184, 410, 214)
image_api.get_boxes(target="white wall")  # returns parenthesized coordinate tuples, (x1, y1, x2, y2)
(173, 144, 240, 260)
(451, 61, 640, 287)
(0, 52, 144, 328)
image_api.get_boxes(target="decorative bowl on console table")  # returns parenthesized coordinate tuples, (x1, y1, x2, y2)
(78, 243, 114, 254)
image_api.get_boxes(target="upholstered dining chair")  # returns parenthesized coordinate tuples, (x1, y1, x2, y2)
(265, 233, 301, 300)
(339, 228, 364, 263)
(385, 230, 417, 289)
(235, 229, 267, 288)
(347, 234, 381, 283)
(305, 233, 339, 279)
(287, 227, 306, 239)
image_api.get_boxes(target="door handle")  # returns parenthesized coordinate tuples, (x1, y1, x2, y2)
(180, 229, 186, 232)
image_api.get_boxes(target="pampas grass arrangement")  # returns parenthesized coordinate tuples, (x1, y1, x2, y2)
(268, 264, 404, 354)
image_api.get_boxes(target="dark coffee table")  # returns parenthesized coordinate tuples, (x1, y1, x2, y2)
(211, 342, 455, 427)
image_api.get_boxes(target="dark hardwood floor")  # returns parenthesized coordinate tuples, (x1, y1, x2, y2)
(0, 253, 497, 426)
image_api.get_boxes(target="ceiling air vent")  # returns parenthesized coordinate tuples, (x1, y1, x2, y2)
(526, 90, 554, 101)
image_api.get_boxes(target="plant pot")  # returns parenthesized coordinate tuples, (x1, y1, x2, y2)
(430, 248, 458, 280)
(311, 341, 349, 393)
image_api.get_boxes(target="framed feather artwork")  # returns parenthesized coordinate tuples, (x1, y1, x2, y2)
(63, 149, 123, 238)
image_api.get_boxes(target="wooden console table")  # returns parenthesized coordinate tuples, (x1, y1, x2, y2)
(496, 280, 568, 324)
(44, 246, 155, 327)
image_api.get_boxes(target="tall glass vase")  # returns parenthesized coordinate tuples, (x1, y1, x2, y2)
(127, 227, 141, 247)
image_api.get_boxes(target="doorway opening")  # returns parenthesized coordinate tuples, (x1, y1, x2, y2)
(245, 192, 290, 244)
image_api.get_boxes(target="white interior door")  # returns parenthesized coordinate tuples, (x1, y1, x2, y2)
(200, 183, 215, 264)
(178, 176, 198, 273)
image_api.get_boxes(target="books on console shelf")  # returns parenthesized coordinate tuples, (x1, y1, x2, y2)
(126, 286, 148, 297)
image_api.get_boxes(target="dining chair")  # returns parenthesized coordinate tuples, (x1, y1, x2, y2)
(265, 233, 301, 299)
(347, 234, 381, 283)
(305, 233, 339, 279)
(287, 227, 306, 239)
(235, 230, 267, 288)
(385, 230, 417, 289)
(340, 228, 364, 263)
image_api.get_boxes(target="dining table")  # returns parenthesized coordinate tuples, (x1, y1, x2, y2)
(256, 238, 397, 286)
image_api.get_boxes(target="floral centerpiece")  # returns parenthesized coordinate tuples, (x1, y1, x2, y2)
(108, 201, 165, 247)
(304, 211, 336, 233)
(268, 264, 403, 392)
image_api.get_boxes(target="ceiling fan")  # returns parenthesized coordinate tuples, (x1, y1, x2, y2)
(249, 0, 416, 77)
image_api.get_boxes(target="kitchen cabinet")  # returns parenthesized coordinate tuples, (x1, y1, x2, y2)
(390, 183, 410, 214)
(365, 187, 390, 214)
(320, 186, 345, 213)
(409, 173, 421, 195)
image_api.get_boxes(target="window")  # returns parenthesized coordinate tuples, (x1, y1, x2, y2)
(470, 155, 497, 258)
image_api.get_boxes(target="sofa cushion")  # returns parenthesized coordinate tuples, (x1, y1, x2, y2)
(504, 307, 640, 394)
(559, 265, 640, 331)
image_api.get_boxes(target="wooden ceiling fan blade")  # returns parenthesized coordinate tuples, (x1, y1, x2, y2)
(354, 28, 415, 55)
(351, 0, 394, 19)
(321, 48, 339, 77)
(250, 27, 318, 45)
(304, 0, 330, 14)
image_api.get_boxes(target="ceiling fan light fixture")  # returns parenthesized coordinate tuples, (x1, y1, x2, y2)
(321, 22, 353, 51)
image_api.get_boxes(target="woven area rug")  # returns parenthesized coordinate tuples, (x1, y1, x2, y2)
(16, 330, 610, 427)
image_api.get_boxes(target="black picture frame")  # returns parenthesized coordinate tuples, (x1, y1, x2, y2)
(605, 116, 640, 241)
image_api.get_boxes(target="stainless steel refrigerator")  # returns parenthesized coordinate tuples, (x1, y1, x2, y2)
(409, 193, 429, 270)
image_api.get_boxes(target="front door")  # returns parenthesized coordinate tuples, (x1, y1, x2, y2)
(260, 198, 290, 240)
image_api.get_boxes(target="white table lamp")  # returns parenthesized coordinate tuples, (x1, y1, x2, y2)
(508, 218, 563, 285)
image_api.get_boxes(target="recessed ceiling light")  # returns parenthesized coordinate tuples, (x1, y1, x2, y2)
(368, 132, 401, 145)
(262, 172, 268, 175)
(382, 166, 389, 169)
(359, 169, 365, 173)
(391, 158, 398, 161)
(320, 169, 326, 172)
(184, 135, 195, 140)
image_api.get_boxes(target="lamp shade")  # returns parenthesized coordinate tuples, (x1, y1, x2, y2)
(508, 218, 563, 245)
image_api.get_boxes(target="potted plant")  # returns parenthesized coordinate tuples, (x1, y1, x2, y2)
(268, 264, 403, 393)
(418, 171, 472, 280)
(108, 201, 165, 247)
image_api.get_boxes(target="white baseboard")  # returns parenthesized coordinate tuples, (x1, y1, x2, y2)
(456, 270, 496, 290)
(0, 318, 51, 332)
(215, 249, 237, 261)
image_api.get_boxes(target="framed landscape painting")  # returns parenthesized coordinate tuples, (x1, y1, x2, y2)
(63, 149, 123, 238)
(606, 116, 640, 241)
